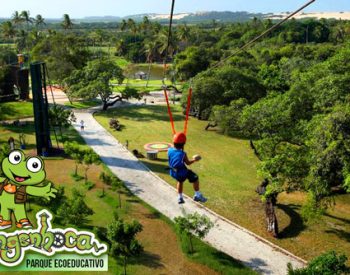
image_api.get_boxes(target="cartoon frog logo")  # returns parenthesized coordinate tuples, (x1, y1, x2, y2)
(0, 150, 57, 230)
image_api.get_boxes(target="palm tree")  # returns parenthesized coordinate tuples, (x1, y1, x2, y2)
(177, 23, 191, 46)
(35, 14, 46, 30)
(140, 16, 150, 34)
(144, 39, 159, 87)
(127, 18, 138, 42)
(157, 28, 178, 60)
(11, 11, 24, 28)
(61, 14, 73, 32)
(16, 29, 28, 52)
(1, 21, 16, 42)
(120, 19, 127, 31)
(20, 10, 33, 31)
(88, 31, 99, 49)
(127, 18, 136, 32)
(115, 39, 126, 56)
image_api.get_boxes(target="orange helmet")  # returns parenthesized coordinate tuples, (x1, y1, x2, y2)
(173, 132, 186, 144)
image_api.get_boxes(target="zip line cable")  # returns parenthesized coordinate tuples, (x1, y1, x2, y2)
(210, 0, 316, 71)
(163, 0, 177, 135)
(163, 0, 176, 76)
(162, 0, 316, 136)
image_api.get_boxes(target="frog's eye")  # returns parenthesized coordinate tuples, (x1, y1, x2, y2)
(9, 151, 22, 165)
(26, 157, 43, 173)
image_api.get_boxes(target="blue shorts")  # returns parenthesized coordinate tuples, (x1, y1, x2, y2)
(172, 169, 198, 183)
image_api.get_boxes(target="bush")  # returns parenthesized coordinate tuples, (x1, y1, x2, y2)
(96, 190, 105, 198)
(56, 188, 93, 226)
(85, 181, 95, 190)
(287, 251, 350, 275)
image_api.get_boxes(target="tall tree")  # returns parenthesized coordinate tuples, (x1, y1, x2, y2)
(144, 39, 159, 87)
(127, 18, 138, 42)
(157, 28, 178, 59)
(11, 11, 24, 28)
(63, 59, 141, 110)
(177, 23, 191, 45)
(35, 14, 46, 30)
(20, 10, 33, 31)
(140, 16, 151, 34)
(61, 14, 73, 31)
(120, 19, 127, 32)
(1, 21, 16, 41)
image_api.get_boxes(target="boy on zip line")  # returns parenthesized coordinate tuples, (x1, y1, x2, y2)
(168, 132, 207, 204)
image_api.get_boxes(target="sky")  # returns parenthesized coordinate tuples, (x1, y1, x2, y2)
(0, 0, 349, 18)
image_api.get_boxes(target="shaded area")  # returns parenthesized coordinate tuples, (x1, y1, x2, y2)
(129, 251, 164, 269)
(140, 160, 169, 176)
(96, 105, 184, 122)
(325, 229, 350, 242)
(325, 213, 350, 225)
(277, 204, 306, 239)
(143, 212, 162, 219)
(100, 156, 149, 172)
(245, 257, 271, 275)
(175, 231, 256, 274)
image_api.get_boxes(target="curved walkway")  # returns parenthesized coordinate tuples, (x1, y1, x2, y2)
(73, 108, 306, 275)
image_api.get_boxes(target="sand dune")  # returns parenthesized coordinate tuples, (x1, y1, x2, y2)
(267, 11, 350, 20)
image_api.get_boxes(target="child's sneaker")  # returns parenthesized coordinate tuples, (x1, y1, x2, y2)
(193, 194, 207, 203)
(178, 197, 185, 204)
(0, 220, 12, 230)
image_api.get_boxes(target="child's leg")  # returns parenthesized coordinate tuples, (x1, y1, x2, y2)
(188, 170, 207, 202)
(177, 181, 185, 203)
(193, 180, 199, 192)
(177, 181, 184, 195)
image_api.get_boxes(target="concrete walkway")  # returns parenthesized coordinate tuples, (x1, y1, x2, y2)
(73, 109, 306, 275)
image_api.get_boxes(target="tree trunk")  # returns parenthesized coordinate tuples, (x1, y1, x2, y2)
(118, 192, 122, 208)
(146, 61, 152, 88)
(189, 235, 194, 254)
(85, 167, 88, 183)
(103, 101, 108, 111)
(75, 164, 78, 176)
(124, 256, 127, 275)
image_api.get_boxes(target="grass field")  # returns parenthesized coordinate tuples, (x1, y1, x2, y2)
(0, 122, 254, 274)
(65, 99, 102, 109)
(0, 101, 33, 121)
(94, 104, 350, 263)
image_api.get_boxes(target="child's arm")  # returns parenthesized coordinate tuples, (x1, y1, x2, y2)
(184, 154, 197, 165)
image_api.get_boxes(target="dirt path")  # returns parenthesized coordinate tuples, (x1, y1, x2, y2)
(73, 109, 306, 275)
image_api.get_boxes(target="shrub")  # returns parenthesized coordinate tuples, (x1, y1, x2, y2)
(287, 251, 350, 275)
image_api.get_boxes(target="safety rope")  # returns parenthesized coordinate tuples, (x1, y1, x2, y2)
(163, 80, 176, 135)
(162, 0, 317, 136)
(163, 0, 189, 136)
(183, 86, 192, 135)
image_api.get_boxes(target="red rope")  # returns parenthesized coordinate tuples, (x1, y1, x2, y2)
(183, 87, 192, 135)
(163, 88, 176, 135)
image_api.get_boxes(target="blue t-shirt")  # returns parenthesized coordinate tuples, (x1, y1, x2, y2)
(168, 147, 188, 180)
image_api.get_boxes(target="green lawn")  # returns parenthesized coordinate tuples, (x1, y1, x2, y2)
(0, 43, 15, 48)
(114, 57, 130, 68)
(0, 121, 254, 274)
(94, 105, 350, 263)
(65, 99, 102, 109)
(0, 101, 33, 121)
